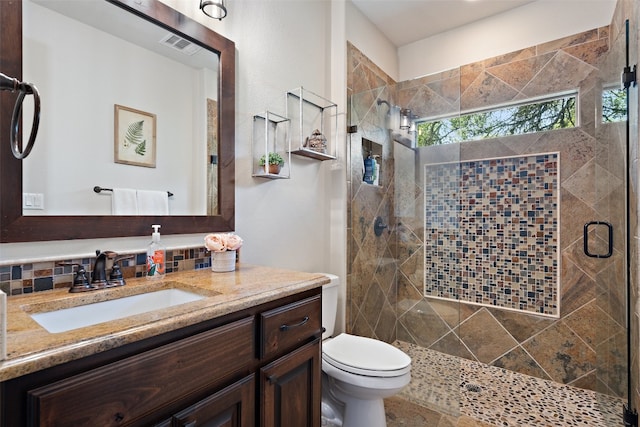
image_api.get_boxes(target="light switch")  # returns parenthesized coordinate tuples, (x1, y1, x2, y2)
(23, 193, 44, 210)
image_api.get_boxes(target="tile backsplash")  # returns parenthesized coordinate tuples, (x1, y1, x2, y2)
(0, 246, 212, 296)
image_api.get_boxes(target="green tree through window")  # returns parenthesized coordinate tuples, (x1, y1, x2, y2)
(602, 87, 627, 123)
(416, 95, 577, 147)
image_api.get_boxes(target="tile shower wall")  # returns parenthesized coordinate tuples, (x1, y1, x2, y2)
(0, 247, 213, 296)
(347, 24, 628, 399)
(424, 153, 560, 317)
(347, 42, 398, 344)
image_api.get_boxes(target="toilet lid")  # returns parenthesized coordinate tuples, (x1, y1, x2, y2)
(323, 333, 411, 377)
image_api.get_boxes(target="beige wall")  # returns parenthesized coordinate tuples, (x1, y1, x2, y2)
(397, 0, 616, 80)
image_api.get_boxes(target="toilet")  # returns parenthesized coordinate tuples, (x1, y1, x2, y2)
(320, 274, 411, 427)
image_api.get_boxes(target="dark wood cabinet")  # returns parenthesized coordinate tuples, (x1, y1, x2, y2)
(1, 288, 322, 427)
(260, 339, 321, 427)
(260, 295, 321, 360)
(156, 375, 255, 427)
(27, 317, 255, 426)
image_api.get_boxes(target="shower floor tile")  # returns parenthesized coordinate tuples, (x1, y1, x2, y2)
(393, 341, 624, 426)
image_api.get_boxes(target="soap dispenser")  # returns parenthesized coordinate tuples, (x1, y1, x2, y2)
(146, 224, 166, 279)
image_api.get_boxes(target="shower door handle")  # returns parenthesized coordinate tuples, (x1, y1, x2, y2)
(583, 221, 613, 258)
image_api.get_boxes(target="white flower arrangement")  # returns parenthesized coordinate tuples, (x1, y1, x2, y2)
(204, 232, 243, 252)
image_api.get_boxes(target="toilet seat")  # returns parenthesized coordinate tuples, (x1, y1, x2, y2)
(322, 333, 411, 378)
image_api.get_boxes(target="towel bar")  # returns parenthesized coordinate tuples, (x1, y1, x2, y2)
(93, 186, 174, 197)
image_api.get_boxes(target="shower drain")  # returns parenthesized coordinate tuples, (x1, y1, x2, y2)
(465, 383, 483, 393)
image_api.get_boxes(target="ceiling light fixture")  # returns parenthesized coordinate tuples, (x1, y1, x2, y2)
(200, 0, 227, 20)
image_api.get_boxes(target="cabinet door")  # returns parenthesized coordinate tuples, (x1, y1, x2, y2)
(260, 339, 320, 427)
(167, 375, 255, 427)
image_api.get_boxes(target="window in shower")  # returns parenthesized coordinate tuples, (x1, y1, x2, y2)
(602, 86, 627, 123)
(416, 93, 577, 147)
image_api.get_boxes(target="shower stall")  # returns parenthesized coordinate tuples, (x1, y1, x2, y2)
(346, 0, 638, 423)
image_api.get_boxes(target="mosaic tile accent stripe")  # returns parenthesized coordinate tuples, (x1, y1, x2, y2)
(424, 153, 559, 317)
(0, 246, 215, 297)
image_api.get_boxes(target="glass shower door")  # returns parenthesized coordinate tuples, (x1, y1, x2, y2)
(593, 16, 633, 425)
(346, 41, 464, 419)
(391, 74, 464, 418)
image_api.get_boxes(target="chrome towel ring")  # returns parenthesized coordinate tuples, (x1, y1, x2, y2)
(0, 72, 40, 159)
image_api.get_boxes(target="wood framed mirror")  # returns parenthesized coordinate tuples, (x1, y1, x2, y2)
(0, 0, 235, 243)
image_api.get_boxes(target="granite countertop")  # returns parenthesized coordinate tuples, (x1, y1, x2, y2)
(1, 264, 329, 382)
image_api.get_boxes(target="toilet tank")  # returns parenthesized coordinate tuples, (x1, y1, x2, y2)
(321, 274, 339, 339)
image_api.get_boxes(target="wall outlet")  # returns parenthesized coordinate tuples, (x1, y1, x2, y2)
(23, 193, 44, 210)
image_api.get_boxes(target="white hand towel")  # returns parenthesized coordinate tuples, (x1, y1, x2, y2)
(112, 188, 138, 215)
(137, 190, 169, 215)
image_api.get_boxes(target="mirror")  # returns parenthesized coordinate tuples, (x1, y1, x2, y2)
(24, 0, 220, 217)
(0, 0, 236, 242)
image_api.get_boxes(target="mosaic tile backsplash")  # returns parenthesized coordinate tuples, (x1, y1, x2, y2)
(0, 247, 213, 296)
(424, 153, 559, 317)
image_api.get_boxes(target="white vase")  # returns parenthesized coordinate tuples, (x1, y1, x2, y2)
(211, 250, 236, 272)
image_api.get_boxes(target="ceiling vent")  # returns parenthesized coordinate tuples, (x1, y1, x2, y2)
(159, 33, 201, 56)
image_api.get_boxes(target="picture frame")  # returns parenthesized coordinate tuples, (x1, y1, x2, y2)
(114, 104, 157, 168)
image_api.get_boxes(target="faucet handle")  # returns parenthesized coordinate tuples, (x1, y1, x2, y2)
(74, 265, 91, 289)
(108, 255, 134, 287)
(58, 262, 93, 293)
(109, 264, 125, 287)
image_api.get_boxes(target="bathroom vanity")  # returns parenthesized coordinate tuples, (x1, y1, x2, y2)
(0, 265, 327, 426)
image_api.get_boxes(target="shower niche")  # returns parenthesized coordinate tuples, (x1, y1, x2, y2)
(362, 138, 382, 186)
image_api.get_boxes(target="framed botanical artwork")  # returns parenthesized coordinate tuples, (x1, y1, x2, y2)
(114, 104, 157, 168)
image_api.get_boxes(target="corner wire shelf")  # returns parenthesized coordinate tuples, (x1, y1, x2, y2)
(251, 111, 291, 180)
(286, 87, 337, 161)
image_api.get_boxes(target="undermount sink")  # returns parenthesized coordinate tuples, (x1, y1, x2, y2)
(30, 289, 206, 333)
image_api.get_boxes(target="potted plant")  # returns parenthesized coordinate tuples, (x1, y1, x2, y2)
(259, 152, 285, 174)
